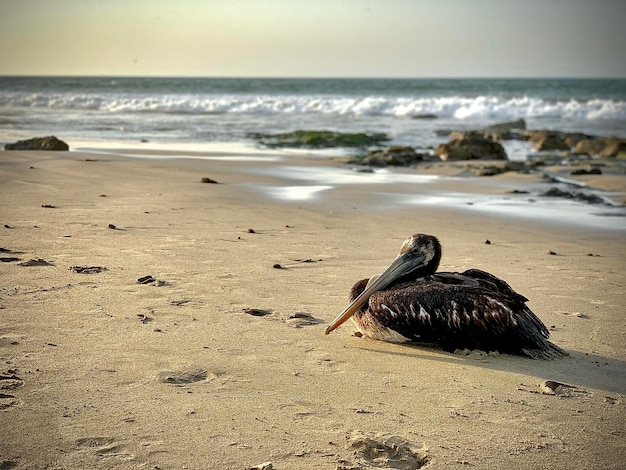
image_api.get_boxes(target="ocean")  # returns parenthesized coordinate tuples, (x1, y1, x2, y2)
(2, 76, 626, 230)
(1, 76, 625, 154)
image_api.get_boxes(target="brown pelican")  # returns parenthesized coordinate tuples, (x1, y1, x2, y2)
(324, 234, 565, 359)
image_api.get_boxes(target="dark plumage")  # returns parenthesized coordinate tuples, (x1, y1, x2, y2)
(325, 234, 565, 359)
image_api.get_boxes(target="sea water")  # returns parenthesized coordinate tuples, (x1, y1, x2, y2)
(1, 77, 625, 230)
(1, 77, 625, 151)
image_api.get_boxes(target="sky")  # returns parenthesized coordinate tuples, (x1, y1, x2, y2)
(0, 0, 625, 78)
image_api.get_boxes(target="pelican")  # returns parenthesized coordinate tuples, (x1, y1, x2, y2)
(324, 234, 565, 359)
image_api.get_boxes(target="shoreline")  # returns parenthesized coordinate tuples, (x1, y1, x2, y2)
(74, 145, 626, 232)
(1, 149, 624, 469)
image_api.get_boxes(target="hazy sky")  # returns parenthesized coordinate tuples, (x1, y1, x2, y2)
(1, 0, 625, 78)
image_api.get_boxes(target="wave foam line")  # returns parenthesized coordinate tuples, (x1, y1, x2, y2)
(1, 93, 625, 120)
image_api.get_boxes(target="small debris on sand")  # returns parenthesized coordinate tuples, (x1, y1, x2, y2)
(246, 462, 273, 470)
(41, 204, 56, 208)
(341, 431, 428, 470)
(243, 308, 272, 317)
(137, 275, 167, 286)
(70, 266, 107, 274)
(158, 369, 208, 385)
(540, 380, 578, 396)
(137, 313, 151, 324)
(18, 258, 54, 267)
(273, 263, 284, 269)
(285, 312, 324, 328)
(108, 224, 117, 230)
(201, 177, 220, 184)
(247, 228, 256, 233)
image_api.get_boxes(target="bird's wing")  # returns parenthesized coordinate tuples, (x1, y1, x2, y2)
(368, 282, 553, 354)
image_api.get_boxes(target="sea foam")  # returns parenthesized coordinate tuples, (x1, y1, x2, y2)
(1, 92, 624, 121)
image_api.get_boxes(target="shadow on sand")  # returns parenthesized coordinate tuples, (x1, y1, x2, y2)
(353, 342, 626, 396)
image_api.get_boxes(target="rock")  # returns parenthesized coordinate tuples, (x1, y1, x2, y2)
(575, 138, 607, 156)
(470, 164, 510, 176)
(564, 133, 592, 148)
(540, 187, 606, 204)
(349, 146, 425, 167)
(599, 137, 626, 158)
(4, 136, 69, 151)
(448, 130, 485, 141)
(523, 130, 554, 143)
(570, 168, 602, 175)
(411, 113, 438, 119)
(434, 137, 507, 161)
(250, 130, 389, 149)
(484, 118, 526, 132)
(533, 135, 570, 152)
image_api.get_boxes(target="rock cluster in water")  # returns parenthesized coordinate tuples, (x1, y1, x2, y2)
(436, 120, 626, 158)
(250, 130, 389, 148)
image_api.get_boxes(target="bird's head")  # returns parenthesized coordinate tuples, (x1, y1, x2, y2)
(324, 233, 442, 335)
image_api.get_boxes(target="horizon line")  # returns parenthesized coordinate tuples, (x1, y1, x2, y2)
(1, 74, 625, 80)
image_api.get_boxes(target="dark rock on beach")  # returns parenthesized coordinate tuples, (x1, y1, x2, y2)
(434, 136, 507, 161)
(4, 136, 70, 151)
(201, 177, 220, 184)
(349, 146, 425, 167)
(540, 187, 607, 205)
(250, 130, 389, 149)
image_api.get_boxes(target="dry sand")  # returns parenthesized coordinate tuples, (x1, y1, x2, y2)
(1, 150, 625, 469)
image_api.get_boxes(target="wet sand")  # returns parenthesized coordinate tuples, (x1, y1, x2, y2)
(1, 150, 625, 469)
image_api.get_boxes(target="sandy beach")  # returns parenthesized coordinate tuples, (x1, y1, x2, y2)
(1, 149, 625, 469)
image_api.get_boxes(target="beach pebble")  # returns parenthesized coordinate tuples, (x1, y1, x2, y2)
(201, 177, 219, 184)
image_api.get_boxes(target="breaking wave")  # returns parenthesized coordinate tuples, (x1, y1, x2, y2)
(1, 92, 625, 121)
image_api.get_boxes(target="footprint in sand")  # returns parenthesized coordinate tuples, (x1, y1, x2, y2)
(338, 431, 429, 470)
(0, 393, 21, 410)
(74, 437, 123, 456)
(0, 371, 24, 410)
(158, 368, 222, 385)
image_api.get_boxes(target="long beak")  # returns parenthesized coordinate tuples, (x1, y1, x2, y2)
(324, 251, 423, 335)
